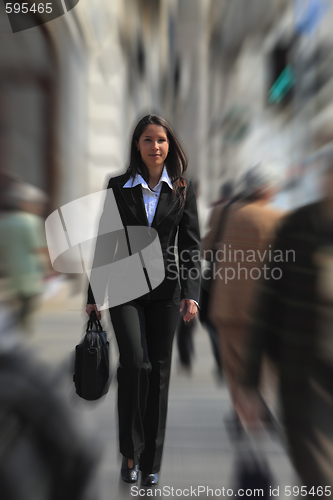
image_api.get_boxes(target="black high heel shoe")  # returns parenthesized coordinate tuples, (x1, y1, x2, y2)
(120, 456, 139, 483)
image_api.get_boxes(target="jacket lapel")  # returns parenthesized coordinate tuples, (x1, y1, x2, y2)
(151, 183, 183, 229)
(118, 182, 149, 226)
(117, 180, 185, 228)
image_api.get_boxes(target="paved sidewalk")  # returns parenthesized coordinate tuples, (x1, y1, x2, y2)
(31, 287, 297, 500)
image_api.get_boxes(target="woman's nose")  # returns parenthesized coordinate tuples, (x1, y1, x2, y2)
(151, 141, 159, 150)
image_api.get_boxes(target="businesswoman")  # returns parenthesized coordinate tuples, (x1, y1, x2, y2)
(86, 115, 201, 486)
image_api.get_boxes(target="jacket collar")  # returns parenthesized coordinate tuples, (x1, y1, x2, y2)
(118, 173, 184, 228)
(123, 166, 173, 192)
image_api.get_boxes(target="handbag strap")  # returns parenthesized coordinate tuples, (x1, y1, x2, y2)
(87, 311, 103, 332)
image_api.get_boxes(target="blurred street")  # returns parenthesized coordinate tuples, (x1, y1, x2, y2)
(2, 0, 333, 496)
(29, 281, 297, 500)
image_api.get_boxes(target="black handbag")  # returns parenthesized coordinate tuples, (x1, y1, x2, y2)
(74, 311, 110, 401)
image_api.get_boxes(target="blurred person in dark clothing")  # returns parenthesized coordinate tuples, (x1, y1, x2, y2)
(0, 182, 48, 333)
(208, 165, 283, 414)
(175, 182, 232, 378)
(238, 157, 333, 495)
(194, 181, 235, 379)
(0, 312, 99, 500)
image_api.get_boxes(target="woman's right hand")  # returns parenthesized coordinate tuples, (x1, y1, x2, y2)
(85, 304, 101, 320)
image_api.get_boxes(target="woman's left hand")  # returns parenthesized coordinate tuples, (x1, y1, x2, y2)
(180, 299, 198, 322)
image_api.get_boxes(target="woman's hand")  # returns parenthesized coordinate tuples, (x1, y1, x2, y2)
(85, 304, 101, 320)
(180, 299, 198, 323)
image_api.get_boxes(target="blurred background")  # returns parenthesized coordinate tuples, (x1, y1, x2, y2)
(1, 0, 333, 499)
(2, 0, 333, 215)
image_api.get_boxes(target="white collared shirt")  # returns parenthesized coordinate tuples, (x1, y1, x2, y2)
(123, 166, 173, 227)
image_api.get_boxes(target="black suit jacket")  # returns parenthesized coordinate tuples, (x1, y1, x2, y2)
(87, 173, 201, 306)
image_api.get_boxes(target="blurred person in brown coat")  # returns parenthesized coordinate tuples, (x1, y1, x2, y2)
(238, 156, 333, 495)
(207, 165, 283, 414)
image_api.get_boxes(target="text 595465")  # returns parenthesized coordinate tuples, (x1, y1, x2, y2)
(5, 3, 52, 14)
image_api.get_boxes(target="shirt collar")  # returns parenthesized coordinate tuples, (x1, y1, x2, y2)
(123, 166, 173, 191)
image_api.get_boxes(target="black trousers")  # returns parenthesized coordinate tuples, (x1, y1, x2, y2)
(109, 297, 180, 474)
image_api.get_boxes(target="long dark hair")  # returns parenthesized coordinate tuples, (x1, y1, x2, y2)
(127, 115, 187, 207)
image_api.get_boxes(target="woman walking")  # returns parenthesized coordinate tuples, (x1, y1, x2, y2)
(86, 115, 201, 486)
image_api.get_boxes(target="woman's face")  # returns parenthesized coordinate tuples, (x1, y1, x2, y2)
(136, 124, 169, 173)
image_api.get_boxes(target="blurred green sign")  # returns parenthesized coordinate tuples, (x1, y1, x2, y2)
(268, 65, 295, 104)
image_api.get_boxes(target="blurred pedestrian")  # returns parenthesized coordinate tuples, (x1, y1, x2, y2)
(189, 181, 235, 379)
(176, 181, 231, 378)
(208, 165, 282, 414)
(0, 316, 99, 500)
(238, 155, 333, 494)
(0, 182, 49, 334)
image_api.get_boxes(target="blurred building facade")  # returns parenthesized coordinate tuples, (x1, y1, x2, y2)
(1, 0, 333, 216)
